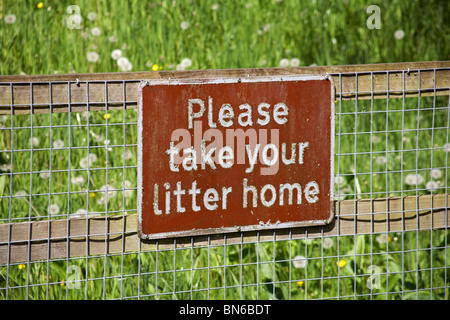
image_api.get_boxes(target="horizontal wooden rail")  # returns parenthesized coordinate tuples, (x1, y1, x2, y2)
(1, 194, 449, 264)
(0, 61, 449, 115)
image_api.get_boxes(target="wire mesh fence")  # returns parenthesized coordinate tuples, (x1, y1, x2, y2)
(0, 62, 449, 300)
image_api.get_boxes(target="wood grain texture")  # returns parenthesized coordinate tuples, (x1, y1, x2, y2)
(1, 194, 448, 264)
(0, 61, 449, 115)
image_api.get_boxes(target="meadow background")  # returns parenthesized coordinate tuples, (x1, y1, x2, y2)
(1, 0, 450, 300)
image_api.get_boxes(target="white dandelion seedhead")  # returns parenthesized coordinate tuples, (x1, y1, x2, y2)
(5, 14, 17, 24)
(117, 57, 132, 72)
(91, 27, 101, 36)
(180, 21, 190, 30)
(100, 184, 117, 198)
(79, 154, 97, 169)
(292, 255, 307, 269)
(442, 143, 450, 152)
(123, 149, 133, 160)
(30, 137, 40, 147)
(39, 171, 51, 179)
(430, 169, 442, 180)
(394, 29, 405, 40)
(0, 163, 11, 172)
(15, 190, 27, 197)
(180, 58, 192, 69)
(322, 237, 334, 249)
(426, 180, 439, 193)
(88, 12, 97, 21)
(279, 58, 289, 67)
(71, 208, 88, 218)
(123, 180, 134, 198)
(88, 153, 98, 163)
(375, 155, 387, 165)
(111, 49, 122, 60)
(71, 175, 86, 185)
(334, 175, 346, 187)
(404, 173, 424, 186)
(53, 139, 65, 149)
(290, 58, 300, 67)
(87, 52, 99, 63)
(48, 204, 60, 216)
(375, 234, 389, 244)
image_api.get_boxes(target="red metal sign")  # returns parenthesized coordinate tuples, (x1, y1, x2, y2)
(138, 75, 334, 239)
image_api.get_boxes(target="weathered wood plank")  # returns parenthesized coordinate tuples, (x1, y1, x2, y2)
(1, 194, 448, 264)
(0, 61, 449, 115)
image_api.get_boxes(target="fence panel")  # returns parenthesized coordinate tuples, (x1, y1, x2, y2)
(0, 61, 449, 300)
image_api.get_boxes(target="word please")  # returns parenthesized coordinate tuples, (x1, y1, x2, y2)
(188, 97, 289, 129)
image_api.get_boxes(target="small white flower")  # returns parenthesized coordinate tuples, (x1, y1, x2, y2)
(30, 137, 40, 147)
(293, 255, 307, 269)
(53, 139, 64, 149)
(87, 52, 99, 63)
(39, 172, 51, 179)
(71, 175, 85, 185)
(431, 169, 442, 179)
(109, 35, 118, 43)
(426, 180, 439, 193)
(290, 58, 300, 67)
(180, 21, 190, 30)
(111, 49, 122, 60)
(375, 156, 387, 165)
(180, 58, 192, 69)
(91, 27, 101, 36)
(394, 29, 405, 40)
(5, 14, 17, 24)
(88, 12, 97, 21)
(404, 173, 424, 186)
(48, 204, 60, 216)
(211, 3, 219, 10)
(279, 58, 289, 67)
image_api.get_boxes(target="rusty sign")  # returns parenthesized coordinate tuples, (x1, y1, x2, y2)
(137, 75, 335, 239)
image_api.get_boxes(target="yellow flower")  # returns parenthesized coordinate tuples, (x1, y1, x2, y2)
(337, 260, 346, 268)
(37, 2, 44, 8)
(60, 281, 65, 287)
(18, 264, 26, 270)
(103, 113, 111, 120)
(152, 64, 159, 71)
(90, 192, 96, 198)
(296, 281, 304, 287)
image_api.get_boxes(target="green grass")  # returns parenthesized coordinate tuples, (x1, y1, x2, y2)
(1, 0, 450, 300)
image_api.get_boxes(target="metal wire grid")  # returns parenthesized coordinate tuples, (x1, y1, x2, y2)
(0, 68, 449, 300)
